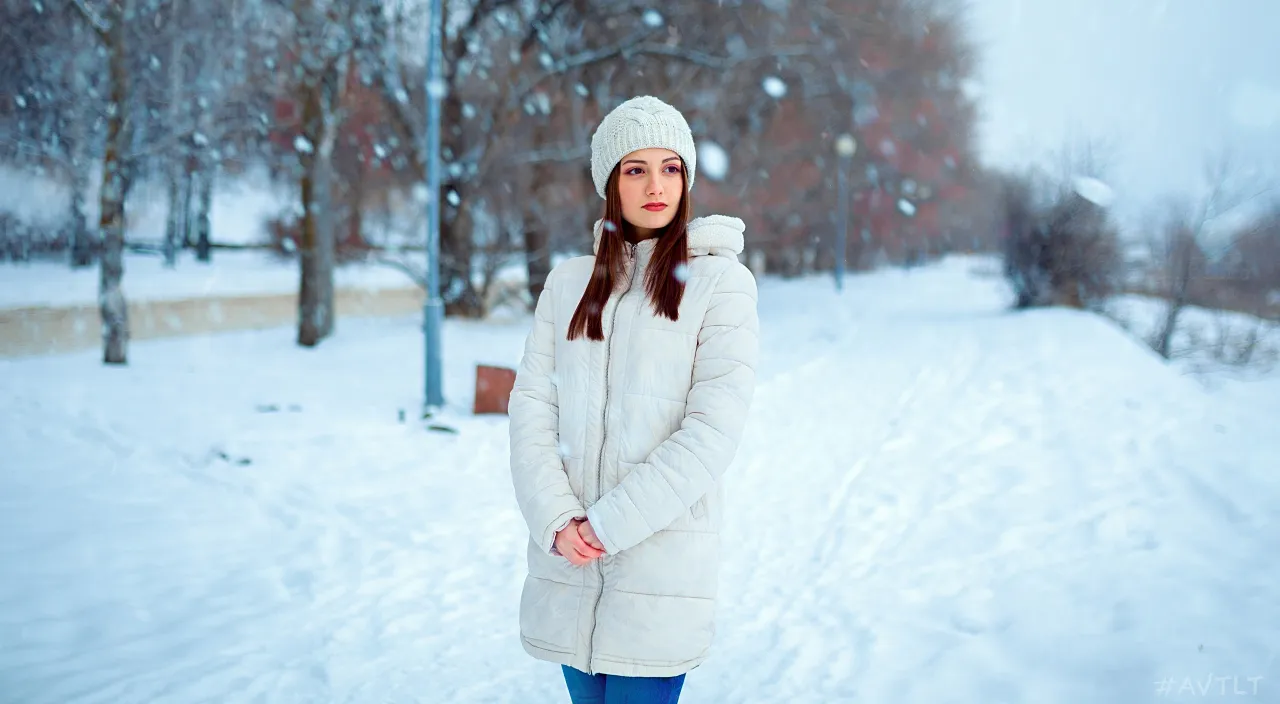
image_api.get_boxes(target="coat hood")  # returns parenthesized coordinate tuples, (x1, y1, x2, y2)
(592, 214, 745, 259)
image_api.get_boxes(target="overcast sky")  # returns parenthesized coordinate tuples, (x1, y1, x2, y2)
(967, 0, 1280, 227)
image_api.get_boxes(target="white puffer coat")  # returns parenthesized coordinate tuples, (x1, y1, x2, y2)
(508, 214, 759, 678)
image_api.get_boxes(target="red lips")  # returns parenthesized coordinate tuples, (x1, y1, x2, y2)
(642, 203, 668, 211)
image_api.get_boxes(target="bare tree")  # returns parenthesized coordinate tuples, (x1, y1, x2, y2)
(1, 0, 105, 266)
(1224, 202, 1280, 312)
(1149, 153, 1274, 359)
(285, 0, 357, 347)
(71, 0, 133, 365)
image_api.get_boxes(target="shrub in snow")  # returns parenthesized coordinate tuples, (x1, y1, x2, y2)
(1000, 174, 1122, 311)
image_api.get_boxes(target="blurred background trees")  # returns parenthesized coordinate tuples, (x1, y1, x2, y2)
(1, 0, 1274, 361)
(1, 1, 983, 297)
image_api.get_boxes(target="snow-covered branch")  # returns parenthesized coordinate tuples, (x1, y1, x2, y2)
(505, 143, 591, 165)
(70, 0, 111, 40)
(369, 252, 428, 288)
(623, 43, 818, 70)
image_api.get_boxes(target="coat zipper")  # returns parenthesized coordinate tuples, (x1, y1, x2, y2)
(585, 241, 638, 674)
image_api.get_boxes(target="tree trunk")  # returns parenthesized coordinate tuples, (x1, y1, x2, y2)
(164, 159, 189, 266)
(1154, 299, 1182, 360)
(524, 222, 551, 303)
(297, 86, 332, 346)
(163, 0, 185, 268)
(523, 157, 552, 303)
(1155, 233, 1196, 359)
(440, 91, 483, 317)
(99, 2, 130, 365)
(296, 56, 344, 347)
(70, 154, 94, 268)
(69, 80, 95, 268)
(181, 149, 197, 247)
(194, 164, 212, 262)
(345, 156, 365, 255)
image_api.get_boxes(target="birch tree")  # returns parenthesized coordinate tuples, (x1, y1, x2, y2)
(71, 0, 133, 365)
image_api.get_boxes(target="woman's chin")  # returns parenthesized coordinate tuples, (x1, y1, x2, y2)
(628, 210, 675, 232)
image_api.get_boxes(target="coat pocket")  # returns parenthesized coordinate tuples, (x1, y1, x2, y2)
(519, 573, 582, 653)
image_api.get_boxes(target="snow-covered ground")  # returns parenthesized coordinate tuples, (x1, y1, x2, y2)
(1103, 293, 1279, 382)
(0, 249, 417, 309)
(2, 256, 1276, 703)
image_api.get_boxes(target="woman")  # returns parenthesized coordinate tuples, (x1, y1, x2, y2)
(508, 95, 759, 703)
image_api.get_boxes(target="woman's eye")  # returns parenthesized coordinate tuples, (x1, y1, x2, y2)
(625, 167, 643, 176)
(664, 165, 682, 175)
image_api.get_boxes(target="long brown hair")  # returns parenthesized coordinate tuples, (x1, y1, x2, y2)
(567, 162, 691, 341)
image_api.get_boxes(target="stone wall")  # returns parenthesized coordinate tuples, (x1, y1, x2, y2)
(0, 286, 425, 358)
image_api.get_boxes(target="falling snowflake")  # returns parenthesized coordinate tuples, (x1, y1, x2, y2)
(642, 9, 663, 27)
(15, 95, 26, 109)
(293, 136, 314, 154)
(1072, 176, 1115, 207)
(762, 76, 787, 99)
(853, 103, 879, 127)
(603, 221, 618, 232)
(698, 141, 729, 181)
(446, 190, 461, 207)
(897, 198, 916, 216)
(673, 263, 690, 282)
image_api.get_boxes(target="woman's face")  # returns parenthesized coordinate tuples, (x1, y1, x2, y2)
(617, 148, 684, 238)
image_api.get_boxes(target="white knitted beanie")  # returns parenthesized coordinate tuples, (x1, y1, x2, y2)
(589, 95, 696, 200)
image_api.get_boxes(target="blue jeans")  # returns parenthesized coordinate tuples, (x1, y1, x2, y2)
(562, 665, 686, 704)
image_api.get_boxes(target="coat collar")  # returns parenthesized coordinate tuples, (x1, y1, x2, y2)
(591, 214, 745, 260)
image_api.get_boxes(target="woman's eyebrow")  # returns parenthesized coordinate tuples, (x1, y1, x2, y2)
(621, 156, 682, 165)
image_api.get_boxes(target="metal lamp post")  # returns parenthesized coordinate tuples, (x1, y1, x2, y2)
(422, 0, 445, 412)
(834, 133, 857, 292)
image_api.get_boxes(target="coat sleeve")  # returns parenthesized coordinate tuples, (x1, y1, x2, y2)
(586, 262, 759, 554)
(509, 267, 588, 555)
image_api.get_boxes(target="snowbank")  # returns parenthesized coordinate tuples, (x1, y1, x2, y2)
(0, 249, 415, 309)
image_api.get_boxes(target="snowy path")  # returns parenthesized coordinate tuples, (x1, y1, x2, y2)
(2, 257, 1276, 703)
